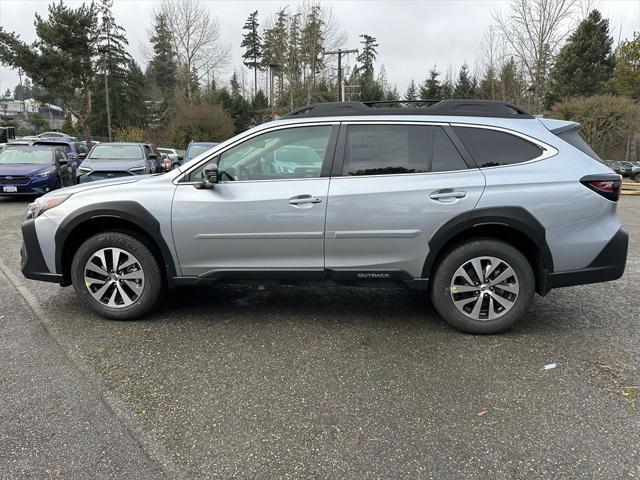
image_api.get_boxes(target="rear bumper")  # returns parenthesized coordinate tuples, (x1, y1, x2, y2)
(540, 227, 628, 294)
(20, 219, 65, 285)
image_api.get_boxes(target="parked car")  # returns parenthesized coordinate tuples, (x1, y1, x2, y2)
(37, 131, 77, 141)
(182, 141, 219, 165)
(616, 161, 634, 177)
(32, 139, 89, 174)
(0, 145, 73, 196)
(158, 148, 183, 168)
(76, 142, 161, 183)
(20, 100, 628, 334)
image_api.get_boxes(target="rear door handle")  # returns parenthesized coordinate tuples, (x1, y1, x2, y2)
(430, 190, 467, 200)
(288, 195, 323, 205)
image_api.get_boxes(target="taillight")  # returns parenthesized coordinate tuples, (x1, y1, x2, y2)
(580, 175, 621, 202)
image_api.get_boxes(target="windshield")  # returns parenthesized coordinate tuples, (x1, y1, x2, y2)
(90, 144, 143, 160)
(0, 149, 51, 165)
(187, 145, 215, 160)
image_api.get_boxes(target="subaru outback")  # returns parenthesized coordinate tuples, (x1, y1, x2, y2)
(20, 100, 628, 333)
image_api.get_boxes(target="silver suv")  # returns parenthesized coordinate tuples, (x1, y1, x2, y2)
(20, 100, 628, 333)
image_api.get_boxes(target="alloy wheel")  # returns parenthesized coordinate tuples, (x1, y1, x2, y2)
(84, 247, 145, 308)
(449, 256, 520, 321)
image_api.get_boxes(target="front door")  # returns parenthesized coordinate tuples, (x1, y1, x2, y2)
(172, 124, 338, 277)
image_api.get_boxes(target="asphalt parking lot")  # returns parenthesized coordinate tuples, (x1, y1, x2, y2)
(1, 195, 639, 479)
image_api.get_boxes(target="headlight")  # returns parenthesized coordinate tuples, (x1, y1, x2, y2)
(129, 166, 146, 172)
(26, 193, 72, 219)
(35, 171, 52, 178)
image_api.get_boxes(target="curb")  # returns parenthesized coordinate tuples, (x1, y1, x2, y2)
(0, 258, 186, 480)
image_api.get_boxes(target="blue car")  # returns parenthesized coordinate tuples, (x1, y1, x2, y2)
(0, 145, 74, 196)
(32, 139, 90, 173)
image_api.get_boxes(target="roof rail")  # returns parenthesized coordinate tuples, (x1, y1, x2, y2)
(282, 99, 533, 119)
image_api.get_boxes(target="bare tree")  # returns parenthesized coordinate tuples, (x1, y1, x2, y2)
(158, 0, 231, 103)
(494, 0, 579, 112)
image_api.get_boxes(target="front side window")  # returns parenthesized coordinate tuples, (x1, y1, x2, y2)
(453, 126, 543, 168)
(342, 125, 428, 176)
(215, 125, 332, 182)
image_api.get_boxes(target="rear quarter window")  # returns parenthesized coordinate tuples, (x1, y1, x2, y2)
(556, 128, 601, 161)
(453, 126, 543, 168)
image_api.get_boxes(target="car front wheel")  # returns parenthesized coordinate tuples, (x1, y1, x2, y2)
(71, 232, 163, 320)
(431, 239, 534, 334)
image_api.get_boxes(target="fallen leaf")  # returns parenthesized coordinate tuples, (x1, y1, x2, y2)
(476, 410, 487, 417)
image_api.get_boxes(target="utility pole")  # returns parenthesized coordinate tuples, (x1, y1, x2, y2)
(324, 48, 357, 102)
(17, 68, 26, 119)
(98, 42, 112, 142)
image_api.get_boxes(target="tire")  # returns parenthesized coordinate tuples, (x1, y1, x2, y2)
(430, 239, 535, 334)
(71, 232, 163, 320)
(633, 173, 640, 183)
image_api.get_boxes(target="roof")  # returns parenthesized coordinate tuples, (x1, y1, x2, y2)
(282, 100, 534, 119)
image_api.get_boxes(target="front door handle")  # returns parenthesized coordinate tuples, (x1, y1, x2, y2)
(430, 190, 467, 200)
(288, 195, 323, 205)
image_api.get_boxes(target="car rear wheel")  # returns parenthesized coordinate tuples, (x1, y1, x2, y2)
(431, 239, 534, 334)
(71, 232, 163, 320)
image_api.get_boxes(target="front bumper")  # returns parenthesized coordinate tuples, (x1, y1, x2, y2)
(540, 227, 628, 294)
(20, 219, 65, 285)
(0, 177, 53, 195)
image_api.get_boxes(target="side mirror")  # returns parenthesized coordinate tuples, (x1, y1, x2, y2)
(58, 157, 68, 165)
(196, 163, 218, 189)
(78, 153, 87, 159)
(148, 153, 158, 159)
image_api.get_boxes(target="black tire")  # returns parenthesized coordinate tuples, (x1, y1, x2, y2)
(71, 232, 163, 320)
(430, 239, 535, 334)
(633, 173, 640, 183)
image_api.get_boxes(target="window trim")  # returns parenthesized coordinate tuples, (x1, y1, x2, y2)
(449, 123, 558, 169)
(174, 122, 339, 185)
(331, 121, 474, 178)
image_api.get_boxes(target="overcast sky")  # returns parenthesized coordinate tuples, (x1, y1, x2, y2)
(1, 0, 639, 97)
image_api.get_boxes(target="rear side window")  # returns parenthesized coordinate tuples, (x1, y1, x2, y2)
(453, 127, 542, 168)
(342, 125, 428, 176)
(556, 128, 601, 161)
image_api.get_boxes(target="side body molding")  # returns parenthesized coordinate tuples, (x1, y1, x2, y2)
(54, 201, 178, 283)
(422, 206, 554, 279)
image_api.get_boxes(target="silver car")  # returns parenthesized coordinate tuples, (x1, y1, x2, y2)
(20, 100, 628, 333)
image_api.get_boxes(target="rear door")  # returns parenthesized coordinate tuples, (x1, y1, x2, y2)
(324, 122, 485, 279)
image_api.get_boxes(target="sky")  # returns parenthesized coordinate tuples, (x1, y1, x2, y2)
(1, 0, 639, 97)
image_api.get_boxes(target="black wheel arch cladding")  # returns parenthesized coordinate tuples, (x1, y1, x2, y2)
(55, 201, 177, 282)
(422, 206, 554, 278)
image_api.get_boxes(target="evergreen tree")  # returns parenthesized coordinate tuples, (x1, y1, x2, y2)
(404, 80, 418, 101)
(478, 65, 498, 100)
(92, 0, 145, 136)
(356, 34, 379, 79)
(147, 12, 177, 98)
(0, 2, 99, 141)
(301, 6, 324, 91)
(420, 67, 442, 99)
(241, 11, 262, 97)
(453, 63, 477, 98)
(615, 31, 640, 100)
(499, 57, 527, 104)
(548, 9, 614, 103)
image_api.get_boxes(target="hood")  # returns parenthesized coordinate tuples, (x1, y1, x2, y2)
(81, 158, 147, 172)
(0, 163, 53, 176)
(49, 176, 143, 197)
